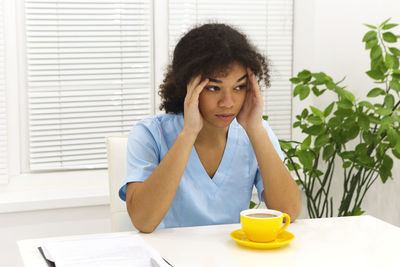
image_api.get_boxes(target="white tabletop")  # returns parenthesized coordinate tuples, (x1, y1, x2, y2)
(18, 215, 400, 267)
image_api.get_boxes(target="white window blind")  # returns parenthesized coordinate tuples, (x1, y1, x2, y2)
(0, 0, 7, 183)
(169, 0, 293, 139)
(25, 0, 153, 171)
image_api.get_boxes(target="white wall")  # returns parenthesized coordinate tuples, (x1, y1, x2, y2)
(0, 205, 111, 267)
(293, 0, 400, 225)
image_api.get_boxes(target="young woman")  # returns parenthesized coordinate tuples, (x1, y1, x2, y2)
(119, 23, 301, 233)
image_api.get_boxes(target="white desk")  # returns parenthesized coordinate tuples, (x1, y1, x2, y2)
(18, 215, 400, 267)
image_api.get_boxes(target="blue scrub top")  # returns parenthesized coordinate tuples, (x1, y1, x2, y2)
(119, 113, 284, 229)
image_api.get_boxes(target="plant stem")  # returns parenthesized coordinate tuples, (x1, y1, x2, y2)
(324, 159, 336, 217)
(316, 153, 336, 217)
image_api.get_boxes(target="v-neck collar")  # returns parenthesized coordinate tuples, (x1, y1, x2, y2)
(189, 120, 238, 196)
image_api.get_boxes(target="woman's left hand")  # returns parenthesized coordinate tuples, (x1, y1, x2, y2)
(236, 68, 264, 133)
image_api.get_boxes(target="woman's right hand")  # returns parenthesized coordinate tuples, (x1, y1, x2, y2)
(182, 75, 209, 136)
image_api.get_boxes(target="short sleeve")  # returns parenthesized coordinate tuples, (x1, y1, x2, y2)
(118, 121, 160, 201)
(254, 120, 285, 203)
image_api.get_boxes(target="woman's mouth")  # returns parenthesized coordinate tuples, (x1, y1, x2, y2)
(216, 114, 235, 120)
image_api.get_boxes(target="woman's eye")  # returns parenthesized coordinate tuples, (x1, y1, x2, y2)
(206, 86, 219, 92)
(234, 85, 247, 91)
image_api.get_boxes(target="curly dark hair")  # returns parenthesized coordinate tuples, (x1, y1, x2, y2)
(159, 23, 270, 114)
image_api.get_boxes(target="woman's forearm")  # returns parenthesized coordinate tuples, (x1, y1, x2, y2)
(246, 126, 302, 221)
(126, 130, 197, 232)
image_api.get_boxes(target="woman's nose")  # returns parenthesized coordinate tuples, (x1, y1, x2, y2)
(218, 92, 234, 108)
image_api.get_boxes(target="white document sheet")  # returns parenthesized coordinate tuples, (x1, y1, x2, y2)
(41, 233, 170, 267)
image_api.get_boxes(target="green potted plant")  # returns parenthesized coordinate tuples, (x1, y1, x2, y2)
(277, 18, 400, 218)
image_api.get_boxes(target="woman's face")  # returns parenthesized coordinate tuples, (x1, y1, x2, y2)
(198, 62, 247, 129)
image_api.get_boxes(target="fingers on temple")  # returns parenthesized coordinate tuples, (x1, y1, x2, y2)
(193, 78, 209, 96)
(247, 68, 256, 83)
(187, 75, 208, 99)
(187, 75, 201, 93)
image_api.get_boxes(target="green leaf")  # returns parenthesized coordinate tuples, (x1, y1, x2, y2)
(383, 32, 397, 43)
(376, 107, 392, 116)
(362, 30, 377, 42)
(294, 84, 310, 100)
(380, 155, 393, 183)
(293, 84, 302, 97)
(337, 99, 353, 110)
(352, 207, 365, 216)
(392, 55, 400, 69)
(334, 108, 354, 118)
(386, 128, 398, 146)
(366, 70, 384, 80)
(324, 103, 335, 117)
(310, 106, 324, 118)
(301, 108, 309, 118)
(358, 101, 374, 110)
(249, 201, 256, 209)
(298, 70, 312, 82)
(311, 72, 327, 85)
(389, 47, 400, 56)
(363, 131, 375, 144)
(367, 87, 385, 97)
(364, 24, 377, 29)
(385, 53, 394, 69)
(327, 117, 341, 127)
(392, 148, 400, 159)
(342, 89, 356, 102)
(296, 150, 314, 170)
(322, 144, 335, 160)
(382, 23, 398, 30)
(279, 140, 292, 150)
(355, 143, 368, 154)
(344, 125, 360, 141)
(371, 45, 382, 59)
(303, 125, 324, 135)
(381, 116, 395, 126)
(368, 113, 382, 124)
(285, 161, 295, 171)
(357, 113, 370, 130)
(342, 116, 356, 128)
(384, 94, 395, 109)
(307, 115, 323, 125)
(371, 56, 384, 70)
(358, 154, 374, 166)
(365, 39, 378, 49)
(312, 86, 326, 96)
(293, 121, 301, 128)
(289, 77, 301, 84)
(389, 79, 400, 92)
(342, 161, 352, 168)
(380, 18, 392, 28)
(315, 134, 330, 147)
(313, 169, 324, 177)
(340, 151, 355, 160)
(301, 136, 312, 150)
(326, 81, 336, 89)
(322, 144, 335, 161)
(392, 72, 400, 79)
(379, 60, 389, 74)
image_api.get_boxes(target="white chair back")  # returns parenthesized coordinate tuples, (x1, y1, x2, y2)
(106, 136, 136, 232)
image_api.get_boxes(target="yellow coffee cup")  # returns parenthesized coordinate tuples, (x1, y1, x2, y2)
(240, 209, 290, 243)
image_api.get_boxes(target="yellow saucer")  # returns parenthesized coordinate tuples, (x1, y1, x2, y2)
(230, 229, 294, 249)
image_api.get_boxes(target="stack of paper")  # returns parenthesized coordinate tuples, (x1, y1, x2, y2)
(40, 233, 171, 267)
